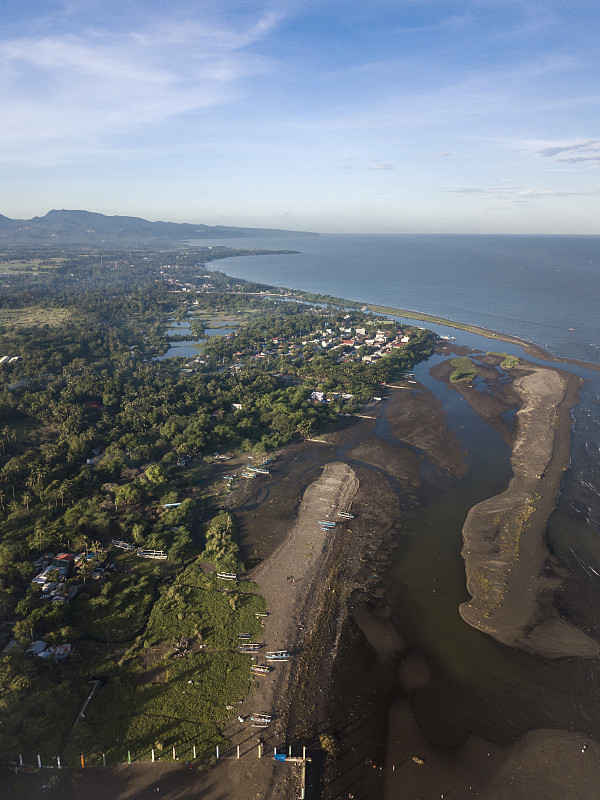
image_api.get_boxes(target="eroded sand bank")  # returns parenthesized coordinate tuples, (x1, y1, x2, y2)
(459, 365, 600, 658)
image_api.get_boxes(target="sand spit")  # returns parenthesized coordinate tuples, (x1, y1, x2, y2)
(190, 461, 359, 800)
(459, 365, 600, 658)
(248, 461, 359, 723)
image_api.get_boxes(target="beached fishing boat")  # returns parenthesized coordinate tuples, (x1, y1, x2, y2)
(251, 664, 273, 675)
(251, 713, 272, 722)
(265, 650, 290, 660)
(238, 642, 263, 651)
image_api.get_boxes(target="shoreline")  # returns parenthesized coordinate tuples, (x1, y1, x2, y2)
(458, 362, 600, 658)
(349, 301, 600, 374)
(24, 297, 600, 799)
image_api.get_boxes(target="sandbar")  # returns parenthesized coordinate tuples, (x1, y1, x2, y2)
(458, 363, 600, 658)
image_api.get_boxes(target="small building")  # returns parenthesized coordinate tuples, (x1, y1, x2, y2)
(25, 640, 48, 657)
(52, 553, 76, 568)
(43, 644, 72, 661)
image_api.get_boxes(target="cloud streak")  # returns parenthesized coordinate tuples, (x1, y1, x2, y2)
(532, 139, 600, 163)
(0, 10, 280, 163)
(438, 186, 598, 198)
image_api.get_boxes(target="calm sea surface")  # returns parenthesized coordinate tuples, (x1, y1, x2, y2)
(193, 234, 600, 752)
(194, 233, 600, 365)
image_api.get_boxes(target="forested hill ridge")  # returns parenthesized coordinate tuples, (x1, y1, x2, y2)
(0, 210, 318, 246)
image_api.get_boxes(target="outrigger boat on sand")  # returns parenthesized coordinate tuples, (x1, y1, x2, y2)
(238, 642, 263, 652)
(265, 650, 290, 660)
(251, 712, 272, 727)
(251, 664, 273, 675)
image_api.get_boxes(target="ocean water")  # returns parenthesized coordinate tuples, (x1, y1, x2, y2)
(194, 234, 600, 748)
(193, 233, 600, 366)
(203, 231, 600, 540)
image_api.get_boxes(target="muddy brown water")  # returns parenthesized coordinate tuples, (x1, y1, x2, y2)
(222, 346, 600, 800)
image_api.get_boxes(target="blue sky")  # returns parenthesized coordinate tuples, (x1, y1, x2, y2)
(1, 0, 599, 233)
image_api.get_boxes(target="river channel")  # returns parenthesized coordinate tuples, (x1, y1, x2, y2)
(325, 321, 600, 798)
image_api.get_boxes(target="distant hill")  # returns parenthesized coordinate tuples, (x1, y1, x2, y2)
(0, 210, 318, 246)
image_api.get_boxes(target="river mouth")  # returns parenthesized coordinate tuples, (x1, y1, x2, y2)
(320, 345, 600, 799)
(223, 333, 600, 798)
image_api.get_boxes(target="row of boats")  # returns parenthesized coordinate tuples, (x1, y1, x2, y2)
(238, 641, 290, 661)
(241, 501, 354, 731)
(318, 510, 355, 532)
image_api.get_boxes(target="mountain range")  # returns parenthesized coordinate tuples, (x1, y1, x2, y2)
(0, 210, 317, 246)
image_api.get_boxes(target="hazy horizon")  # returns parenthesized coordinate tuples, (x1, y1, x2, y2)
(2, 1, 599, 235)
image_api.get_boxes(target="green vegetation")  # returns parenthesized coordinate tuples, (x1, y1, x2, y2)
(488, 351, 520, 368)
(66, 560, 266, 764)
(319, 731, 339, 757)
(0, 244, 434, 764)
(72, 571, 155, 641)
(0, 257, 66, 273)
(449, 356, 479, 383)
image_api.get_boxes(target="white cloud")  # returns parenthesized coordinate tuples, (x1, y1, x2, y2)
(0, 10, 280, 163)
(437, 185, 598, 199)
(532, 139, 600, 163)
(366, 161, 394, 171)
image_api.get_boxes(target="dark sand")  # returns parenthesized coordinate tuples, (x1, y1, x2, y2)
(9, 342, 600, 800)
(458, 363, 600, 658)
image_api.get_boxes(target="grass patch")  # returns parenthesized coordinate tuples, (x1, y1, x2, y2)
(0, 307, 76, 328)
(65, 650, 247, 764)
(72, 572, 156, 642)
(64, 558, 267, 764)
(0, 258, 65, 273)
(449, 356, 479, 383)
(487, 351, 520, 368)
(143, 562, 265, 649)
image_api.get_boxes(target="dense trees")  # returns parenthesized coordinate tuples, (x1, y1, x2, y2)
(0, 245, 435, 762)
